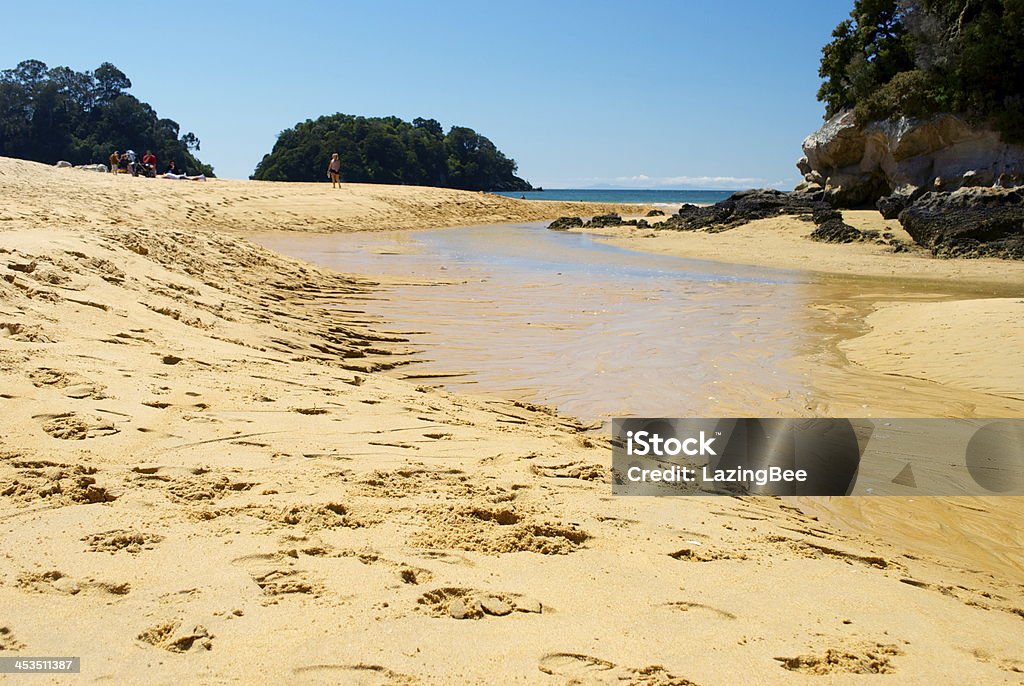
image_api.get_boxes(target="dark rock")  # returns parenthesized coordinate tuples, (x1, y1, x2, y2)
(812, 208, 843, 224)
(547, 216, 583, 231)
(585, 213, 624, 228)
(961, 170, 994, 187)
(661, 189, 829, 233)
(809, 218, 864, 244)
(876, 184, 930, 219)
(898, 188, 1024, 259)
(876, 194, 908, 220)
(645, 209, 665, 217)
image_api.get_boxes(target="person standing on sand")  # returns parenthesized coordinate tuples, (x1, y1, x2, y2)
(327, 153, 342, 188)
(109, 150, 119, 173)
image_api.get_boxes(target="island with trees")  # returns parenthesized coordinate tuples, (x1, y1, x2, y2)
(252, 114, 532, 192)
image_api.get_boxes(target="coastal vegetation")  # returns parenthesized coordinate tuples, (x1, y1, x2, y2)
(0, 60, 214, 175)
(818, 0, 1024, 142)
(252, 113, 532, 191)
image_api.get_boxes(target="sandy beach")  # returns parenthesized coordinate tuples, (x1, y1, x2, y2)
(2, 158, 1023, 684)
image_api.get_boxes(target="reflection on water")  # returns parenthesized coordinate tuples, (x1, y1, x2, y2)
(253, 223, 822, 422)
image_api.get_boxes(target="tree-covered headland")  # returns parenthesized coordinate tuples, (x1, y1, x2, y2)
(252, 114, 532, 191)
(817, 0, 1024, 141)
(0, 60, 213, 175)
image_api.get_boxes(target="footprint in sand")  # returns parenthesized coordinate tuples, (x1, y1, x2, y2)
(82, 529, 164, 555)
(137, 621, 213, 653)
(968, 648, 1024, 675)
(662, 601, 737, 620)
(0, 626, 25, 651)
(0, 321, 54, 342)
(292, 664, 413, 685)
(416, 587, 543, 619)
(537, 653, 697, 685)
(35, 412, 119, 440)
(410, 503, 589, 555)
(230, 553, 322, 600)
(668, 546, 746, 562)
(531, 459, 608, 482)
(2, 461, 116, 505)
(775, 641, 904, 675)
(762, 535, 896, 570)
(28, 368, 107, 399)
(16, 570, 130, 597)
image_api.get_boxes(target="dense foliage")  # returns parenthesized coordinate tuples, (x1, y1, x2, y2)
(252, 114, 532, 191)
(818, 0, 1024, 142)
(0, 60, 213, 175)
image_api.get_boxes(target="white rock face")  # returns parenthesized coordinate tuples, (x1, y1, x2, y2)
(799, 111, 1024, 206)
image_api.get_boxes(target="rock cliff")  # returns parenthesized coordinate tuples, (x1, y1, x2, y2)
(796, 111, 1024, 208)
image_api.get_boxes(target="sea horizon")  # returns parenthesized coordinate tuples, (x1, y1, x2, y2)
(493, 188, 734, 205)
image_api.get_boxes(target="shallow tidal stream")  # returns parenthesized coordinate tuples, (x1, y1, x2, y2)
(253, 222, 822, 422)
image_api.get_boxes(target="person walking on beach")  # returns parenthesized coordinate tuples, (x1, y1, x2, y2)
(327, 153, 342, 188)
(109, 150, 120, 173)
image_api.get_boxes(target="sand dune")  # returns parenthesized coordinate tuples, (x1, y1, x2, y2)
(2, 157, 1023, 684)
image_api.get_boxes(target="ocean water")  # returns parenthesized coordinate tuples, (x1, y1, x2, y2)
(493, 188, 733, 205)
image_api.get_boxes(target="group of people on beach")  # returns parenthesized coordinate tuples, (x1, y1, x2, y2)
(108, 149, 185, 178)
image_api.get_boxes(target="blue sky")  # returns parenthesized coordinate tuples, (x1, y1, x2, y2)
(3, 1, 852, 187)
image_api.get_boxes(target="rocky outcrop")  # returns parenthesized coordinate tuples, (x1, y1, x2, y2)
(551, 189, 910, 252)
(586, 213, 625, 228)
(551, 190, 834, 234)
(663, 189, 828, 232)
(798, 111, 1024, 208)
(548, 214, 652, 231)
(547, 216, 584, 231)
(897, 188, 1024, 259)
(807, 209, 864, 244)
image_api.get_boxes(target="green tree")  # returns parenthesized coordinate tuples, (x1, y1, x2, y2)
(0, 59, 214, 175)
(817, 0, 1024, 143)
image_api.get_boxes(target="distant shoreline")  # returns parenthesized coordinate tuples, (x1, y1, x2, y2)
(494, 188, 734, 205)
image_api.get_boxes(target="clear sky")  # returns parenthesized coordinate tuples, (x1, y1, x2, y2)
(3, 1, 852, 187)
